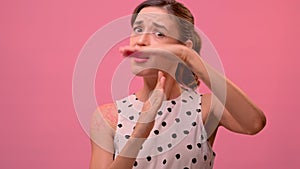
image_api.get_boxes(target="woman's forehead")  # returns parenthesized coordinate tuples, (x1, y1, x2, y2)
(135, 7, 177, 28)
(140, 6, 168, 14)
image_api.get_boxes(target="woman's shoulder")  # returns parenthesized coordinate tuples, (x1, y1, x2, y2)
(97, 103, 118, 129)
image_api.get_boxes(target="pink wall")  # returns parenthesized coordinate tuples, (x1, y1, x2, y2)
(1, 0, 299, 168)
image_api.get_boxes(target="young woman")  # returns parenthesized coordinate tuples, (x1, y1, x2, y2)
(90, 0, 266, 169)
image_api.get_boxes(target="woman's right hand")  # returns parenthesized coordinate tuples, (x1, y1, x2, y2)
(131, 71, 166, 138)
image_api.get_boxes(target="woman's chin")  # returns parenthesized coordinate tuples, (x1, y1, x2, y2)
(131, 67, 158, 77)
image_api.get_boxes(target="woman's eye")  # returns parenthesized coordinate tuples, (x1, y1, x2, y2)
(133, 27, 143, 34)
(154, 31, 166, 38)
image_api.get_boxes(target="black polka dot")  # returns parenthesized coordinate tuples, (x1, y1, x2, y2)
(125, 135, 130, 139)
(133, 126, 136, 130)
(135, 97, 138, 100)
(197, 143, 202, 148)
(186, 111, 191, 116)
(162, 121, 167, 127)
(168, 143, 172, 148)
(183, 130, 189, 135)
(175, 153, 181, 159)
(163, 159, 167, 165)
(117, 124, 122, 128)
(183, 167, 189, 169)
(210, 161, 212, 166)
(172, 133, 177, 138)
(134, 161, 138, 167)
(192, 158, 197, 164)
(129, 116, 134, 120)
(192, 122, 197, 126)
(128, 104, 133, 107)
(182, 99, 187, 103)
(154, 130, 159, 135)
(199, 102, 202, 105)
(187, 144, 192, 150)
(200, 94, 203, 96)
(196, 109, 201, 112)
(189, 96, 193, 100)
(146, 156, 151, 161)
(157, 146, 163, 152)
(201, 134, 204, 140)
(167, 107, 172, 112)
(213, 152, 216, 156)
(118, 109, 121, 113)
(171, 100, 176, 105)
(140, 146, 143, 150)
(122, 100, 127, 103)
(204, 155, 207, 161)
(138, 112, 141, 115)
(158, 111, 163, 115)
(175, 118, 180, 123)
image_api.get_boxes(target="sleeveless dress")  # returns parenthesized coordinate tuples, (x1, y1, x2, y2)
(114, 89, 216, 169)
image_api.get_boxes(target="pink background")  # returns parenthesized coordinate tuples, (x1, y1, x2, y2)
(1, 0, 300, 168)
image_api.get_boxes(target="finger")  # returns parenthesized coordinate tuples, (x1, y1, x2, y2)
(139, 71, 166, 123)
(119, 46, 134, 57)
(119, 46, 141, 57)
(148, 71, 165, 108)
(140, 88, 165, 123)
(155, 71, 166, 90)
(145, 71, 165, 110)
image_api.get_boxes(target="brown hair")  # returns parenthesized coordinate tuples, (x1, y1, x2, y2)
(131, 0, 202, 53)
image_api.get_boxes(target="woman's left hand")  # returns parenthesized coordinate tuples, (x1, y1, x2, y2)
(120, 44, 207, 80)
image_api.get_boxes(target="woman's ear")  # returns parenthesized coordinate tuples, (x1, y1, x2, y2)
(185, 40, 193, 49)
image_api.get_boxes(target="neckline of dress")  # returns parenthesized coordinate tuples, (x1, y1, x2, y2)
(132, 89, 190, 105)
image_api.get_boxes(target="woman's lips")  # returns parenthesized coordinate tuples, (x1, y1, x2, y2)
(131, 53, 149, 63)
(133, 57, 149, 63)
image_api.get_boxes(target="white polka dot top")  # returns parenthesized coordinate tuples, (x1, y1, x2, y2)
(114, 89, 216, 169)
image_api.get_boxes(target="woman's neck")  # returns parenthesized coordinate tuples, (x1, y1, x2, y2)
(136, 76, 182, 102)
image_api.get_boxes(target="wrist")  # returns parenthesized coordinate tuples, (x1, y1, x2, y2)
(131, 122, 154, 138)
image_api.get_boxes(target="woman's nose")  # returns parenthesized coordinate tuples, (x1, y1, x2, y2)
(136, 33, 151, 46)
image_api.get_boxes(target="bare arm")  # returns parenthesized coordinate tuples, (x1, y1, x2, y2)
(184, 47, 266, 135)
(120, 44, 266, 135)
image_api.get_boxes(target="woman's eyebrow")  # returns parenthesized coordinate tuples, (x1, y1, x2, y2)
(153, 22, 167, 31)
(133, 20, 143, 26)
(133, 20, 168, 31)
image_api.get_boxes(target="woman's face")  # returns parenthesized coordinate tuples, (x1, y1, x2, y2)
(130, 7, 180, 46)
(130, 7, 181, 77)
